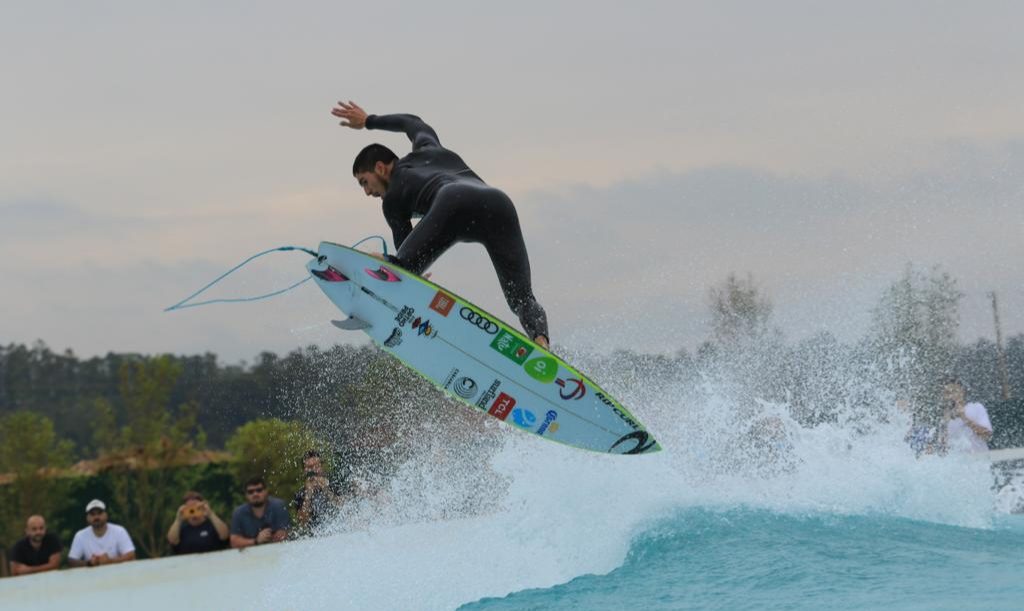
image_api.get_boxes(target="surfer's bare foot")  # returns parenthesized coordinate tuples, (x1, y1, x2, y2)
(534, 335, 549, 350)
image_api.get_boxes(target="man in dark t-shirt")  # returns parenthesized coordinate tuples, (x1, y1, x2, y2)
(9, 515, 62, 576)
(174, 520, 227, 555)
(167, 491, 230, 555)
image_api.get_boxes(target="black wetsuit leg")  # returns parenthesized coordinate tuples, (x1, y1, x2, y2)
(394, 181, 549, 341)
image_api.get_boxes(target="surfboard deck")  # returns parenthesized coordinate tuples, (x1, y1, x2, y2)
(308, 241, 661, 455)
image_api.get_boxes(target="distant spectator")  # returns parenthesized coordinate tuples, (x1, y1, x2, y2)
(897, 399, 936, 456)
(8, 515, 62, 576)
(167, 491, 230, 555)
(936, 377, 993, 454)
(230, 477, 290, 548)
(294, 450, 345, 534)
(67, 499, 136, 568)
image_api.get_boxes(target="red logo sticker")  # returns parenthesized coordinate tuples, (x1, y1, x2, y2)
(487, 393, 517, 421)
(429, 291, 456, 317)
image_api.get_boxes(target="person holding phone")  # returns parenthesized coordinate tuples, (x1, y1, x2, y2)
(167, 491, 229, 555)
(294, 450, 345, 534)
(937, 377, 992, 454)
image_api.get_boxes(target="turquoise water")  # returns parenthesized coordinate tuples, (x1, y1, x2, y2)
(463, 508, 1024, 611)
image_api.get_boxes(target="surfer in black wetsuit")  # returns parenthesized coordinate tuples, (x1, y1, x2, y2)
(331, 100, 550, 349)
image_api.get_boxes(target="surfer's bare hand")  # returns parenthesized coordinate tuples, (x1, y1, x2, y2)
(332, 100, 367, 129)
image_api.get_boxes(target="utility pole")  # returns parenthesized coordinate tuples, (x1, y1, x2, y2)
(990, 291, 1011, 401)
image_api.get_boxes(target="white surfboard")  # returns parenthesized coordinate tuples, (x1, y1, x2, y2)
(308, 241, 661, 455)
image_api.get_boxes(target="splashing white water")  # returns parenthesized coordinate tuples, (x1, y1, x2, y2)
(2, 348, 1009, 611)
(255, 350, 1004, 608)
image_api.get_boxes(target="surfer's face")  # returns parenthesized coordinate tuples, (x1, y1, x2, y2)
(354, 161, 390, 198)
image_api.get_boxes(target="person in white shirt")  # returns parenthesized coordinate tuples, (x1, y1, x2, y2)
(68, 499, 136, 568)
(937, 377, 993, 454)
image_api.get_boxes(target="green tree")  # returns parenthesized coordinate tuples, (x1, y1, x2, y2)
(702, 273, 787, 404)
(0, 412, 74, 545)
(92, 356, 205, 558)
(225, 419, 326, 503)
(868, 264, 963, 418)
(708, 272, 776, 348)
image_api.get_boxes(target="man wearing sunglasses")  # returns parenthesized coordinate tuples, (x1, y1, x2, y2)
(229, 477, 291, 548)
(67, 499, 136, 568)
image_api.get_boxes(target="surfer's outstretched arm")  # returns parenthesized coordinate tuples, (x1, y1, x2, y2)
(332, 101, 440, 150)
(367, 114, 440, 150)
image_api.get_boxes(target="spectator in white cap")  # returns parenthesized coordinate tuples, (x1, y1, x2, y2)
(68, 499, 136, 568)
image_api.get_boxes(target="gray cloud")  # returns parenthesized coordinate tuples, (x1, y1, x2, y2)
(2, 141, 1021, 362)
(0, 200, 155, 246)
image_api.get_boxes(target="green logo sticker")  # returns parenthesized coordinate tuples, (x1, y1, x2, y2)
(490, 330, 534, 364)
(524, 356, 557, 383)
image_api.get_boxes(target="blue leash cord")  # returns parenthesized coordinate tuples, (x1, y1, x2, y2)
(164, 245, 319, 312)
(164, 238, 390, 312)
(351, 235, 389, 255)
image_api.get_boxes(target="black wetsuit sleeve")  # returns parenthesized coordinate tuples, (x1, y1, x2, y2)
(383, 200, 413, 250)
(365, 114, 441, 151)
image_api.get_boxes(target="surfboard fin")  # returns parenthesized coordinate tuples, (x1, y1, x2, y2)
(331, 317, 372, 331)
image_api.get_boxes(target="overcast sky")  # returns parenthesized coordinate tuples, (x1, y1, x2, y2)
(2, 1, 1022, 362)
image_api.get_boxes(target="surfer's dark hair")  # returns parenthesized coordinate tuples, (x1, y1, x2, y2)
(353, 143, 398, 175)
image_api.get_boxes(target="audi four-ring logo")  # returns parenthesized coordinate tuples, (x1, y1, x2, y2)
(460, 307, 499, 334)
